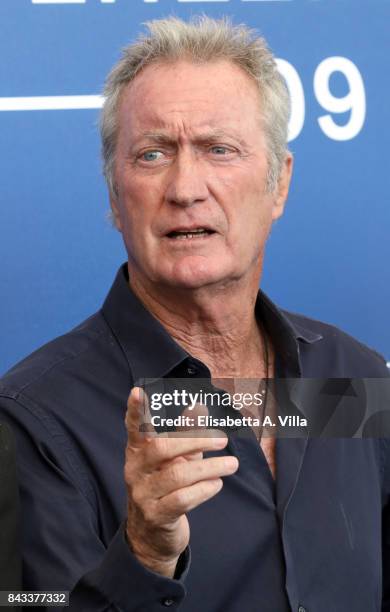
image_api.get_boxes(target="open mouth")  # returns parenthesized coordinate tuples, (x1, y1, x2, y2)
(166, 228, 216, 240)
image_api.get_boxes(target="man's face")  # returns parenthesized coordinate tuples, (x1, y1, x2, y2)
(111, 59, 292, 291)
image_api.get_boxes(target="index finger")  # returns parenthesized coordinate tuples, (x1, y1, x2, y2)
(125, 387, 156, 446)
(175, 403, 210, 434)
(143, 430, 228, 469)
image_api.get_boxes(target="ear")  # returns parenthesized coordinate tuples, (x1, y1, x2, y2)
(272, 152, 293, 221)
(109, 193, 123, 232)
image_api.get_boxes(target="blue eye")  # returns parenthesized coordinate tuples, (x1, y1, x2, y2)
(210, 146, 228, 155)
(142, 150, 163, 162)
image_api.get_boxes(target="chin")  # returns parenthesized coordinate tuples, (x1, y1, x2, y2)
(156, 259, 230, 290)
(160, 273, 221, 291)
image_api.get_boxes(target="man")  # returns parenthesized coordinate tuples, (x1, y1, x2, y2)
(1, 15, 390, 612)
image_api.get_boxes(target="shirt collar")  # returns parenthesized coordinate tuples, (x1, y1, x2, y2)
(102, 264, 322, 381)
(255, 290, 322, 377)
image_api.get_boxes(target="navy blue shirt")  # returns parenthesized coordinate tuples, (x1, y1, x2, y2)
(1, 264, 390, 611)
(0, 422, 21, 591)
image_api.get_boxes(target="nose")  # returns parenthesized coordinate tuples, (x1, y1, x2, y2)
(165, 152, 209, 207)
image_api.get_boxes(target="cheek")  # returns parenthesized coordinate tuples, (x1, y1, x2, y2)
(225, 190, 272, 238)
(226, 197, 274, 262)
(118, 181, 157, 236)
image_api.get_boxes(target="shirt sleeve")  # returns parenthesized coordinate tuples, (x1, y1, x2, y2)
(0, 421, 21, 591)
(0, 395, 190, 612)
(70, 526, 190, 611)
(381, 437, 390, 611)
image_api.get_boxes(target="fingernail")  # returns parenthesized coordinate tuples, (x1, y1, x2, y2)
(132, 387, 142, 402)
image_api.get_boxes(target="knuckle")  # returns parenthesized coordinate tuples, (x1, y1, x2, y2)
(129, 484, 145, 509)
(172, 487, 190, 510)
(153, 436, 170, 459)
(125, 442, 138, 464)
(124, 462, 136, 485)
(143, 503, 159, 526)
(167, 463, 183, 486)
(124, 453, 143, 484)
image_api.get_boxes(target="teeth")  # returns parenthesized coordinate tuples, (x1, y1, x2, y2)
(174, 232, 206, 240)
(169, 228, 211, 239)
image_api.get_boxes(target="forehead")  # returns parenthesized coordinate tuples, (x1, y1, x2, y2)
(117, 59, 263, 139)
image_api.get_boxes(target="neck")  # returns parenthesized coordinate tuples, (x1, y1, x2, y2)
(128, 266, 268, 378)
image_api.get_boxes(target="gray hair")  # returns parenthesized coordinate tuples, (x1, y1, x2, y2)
(100, 15, 290, 196)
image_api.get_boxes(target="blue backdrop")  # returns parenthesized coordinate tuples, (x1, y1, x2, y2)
(1, 0, 389, 374)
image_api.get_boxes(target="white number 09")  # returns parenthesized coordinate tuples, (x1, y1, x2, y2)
(276, 56, 366, 142)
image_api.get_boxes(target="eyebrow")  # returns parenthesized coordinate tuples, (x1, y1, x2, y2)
(135, 129, 248, 148)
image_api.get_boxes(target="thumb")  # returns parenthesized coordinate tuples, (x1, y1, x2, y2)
(125, 387, 156, 447)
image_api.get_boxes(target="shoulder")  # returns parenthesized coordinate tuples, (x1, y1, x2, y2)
(0, 309, 130, 495)
(283, 309, 389, 378)
(0, 311, 118, 399)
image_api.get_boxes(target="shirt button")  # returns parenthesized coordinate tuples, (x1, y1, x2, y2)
(298, 606, 307, 612)
(186, 365, 197, 376)
(162, 599, 175, 607)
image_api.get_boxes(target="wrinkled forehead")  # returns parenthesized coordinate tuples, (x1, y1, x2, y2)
(116, 59, 264, 143)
